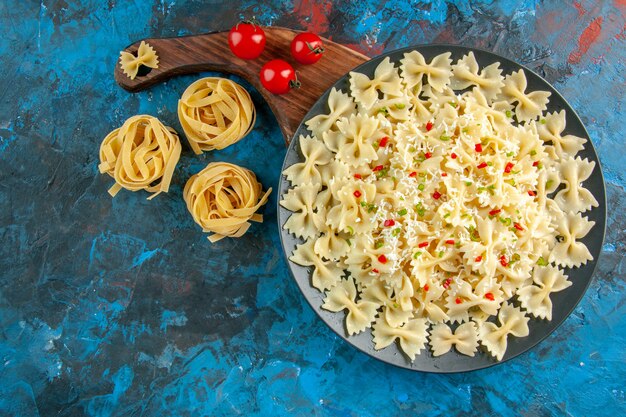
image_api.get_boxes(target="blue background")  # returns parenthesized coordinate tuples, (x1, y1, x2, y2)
(0, 0, 624, 416)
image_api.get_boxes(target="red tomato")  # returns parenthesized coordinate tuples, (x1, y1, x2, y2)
(260, 60, 300, 95)
(228, 22, 266, 59)
(290, 32, 325, 65)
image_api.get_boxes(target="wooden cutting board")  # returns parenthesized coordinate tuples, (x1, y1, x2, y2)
(114, 27, 369, 144)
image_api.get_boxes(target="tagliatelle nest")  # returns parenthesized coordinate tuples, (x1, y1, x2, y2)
(99, 115, 181, 199)
(184, 162, 272, 243)
(178, 77, 256, 154)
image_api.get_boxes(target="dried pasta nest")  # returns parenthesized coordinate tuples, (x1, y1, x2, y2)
(184, 162, 272, 243)
(178, 77, 256, 154)
(98, 115, 181, 199)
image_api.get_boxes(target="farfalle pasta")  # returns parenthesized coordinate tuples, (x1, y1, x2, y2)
(282, 51, 598, 362)
(119, 41, 159, 80)
(178, 77, 256, 154)
(99, 115, 181, 199)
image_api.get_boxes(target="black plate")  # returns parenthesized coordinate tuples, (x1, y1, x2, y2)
(277, 44, 607, 373)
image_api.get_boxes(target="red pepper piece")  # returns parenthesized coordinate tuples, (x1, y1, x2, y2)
(379, 136, 389, 147)
(528, 190, 536, 196)
(500, 255, 508, 267)
(418, 242, 429, 248)
(475, 143, 483, 153)
(354, 173, 362, 179)
(373, 165, 384, 172)
(504, 162, 514, 173)
(477, 162, 488, 169)
(424, 152, 432, 159)
(513, 222, 524, 231)
(455, 297, 462, 304)
(384, 219, 395, 227)
(353, 190, 362, 198)
(488, 209, 501, 216)
(378, 254, 387, 264)
(409, 171, 417, 177)
(451, 153, 457, 159)
(475, 255, 482, 262)
(426, 121, 433, 131)
(485, 292, 495, 301)
(433, 191, 442, 200)
(445, 239, 455, 245)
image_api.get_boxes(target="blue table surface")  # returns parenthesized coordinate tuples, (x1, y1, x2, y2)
(1, 0, 624, 416)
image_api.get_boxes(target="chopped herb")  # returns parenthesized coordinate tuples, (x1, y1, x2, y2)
(546, 179, 554, 189)
(443, 213, 451, 219)
(510, 253, 521, 264)
(347, 226, 355, 235)
(468, 226, 480, 242)
(394, 103, 406, 109)
(530, 149, 537, 156)
(393, 302, 399, 309)
(398, 208, 408, 216)
(506, 151, 515, 157)
(439, 135, 451, 141)
(419, 172, 426, 177)
(392, 176, 397, 182)
(416, 153, 426, 162)
(462, 127, 470, 133)
(477, 187, 486, 193)
(399, 196, 405, 201)
(499, 217, 512, 226)
(486, 161, 493, 166)
(505, 110, 512, 118)
(418, 183, 425, 191)
(360, 201, 367, 207)
(537, 257, 549, 266)
(413, 251, 422, 259)
(378, 107, 389, 115)
(540, 118, 547, 124)
(392, 227, 401, 237)
(375, 241, 384, 249)
(346, 238, 352, 246)
(537, 163, 543, 169)
(409, 146, 417, 153)
(465, 181, 473, 186)
(438, 251, 445, 258)
(455, 242, 462, 249)
(376, 169, 388, 179)
(448, 101, 458, 108)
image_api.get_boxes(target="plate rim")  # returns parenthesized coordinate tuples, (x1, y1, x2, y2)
(276, 43, 607, 373)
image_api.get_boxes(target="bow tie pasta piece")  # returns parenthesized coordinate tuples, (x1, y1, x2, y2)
(517, 266, 571, 320)
(283, 135, 332, 186)
(537, 110, 587, 159)
(290, 239, 343, 291)
(326, 180, 377, 235)
(500, 70, 551, 122)
(314, 225, 351, 262)
(178, 77, 256, 154)
(318, 159, 350, 187)
(554, 157, 598, 214)
(324, 114, 384, 167)
(119, 41, 159, 80)
(372, 313, 428, 361)
(183, 162, 271, 243)
(400, 51, 452, 93)
(280, 183, 323, 240)
(305, 88, 357, 139)
(549, 212, 595, 268)
(322, 277, 378, 335)
(429, 322, 479, 357)
(98, 115, 181, 199)
(450, 52, 504, 101)
(478, 302, 529, 361)
(349, 57, 403, 109)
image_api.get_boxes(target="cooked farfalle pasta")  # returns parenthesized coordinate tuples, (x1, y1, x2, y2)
(281, 51, 598, 362)
(178, 77, 256, 154)
(429, 322, 478, 357)
(99, 115, 181, 199)
(322, 277, 379, 335)
(517, 266, 571, 320)
(184, 162, 271, 243)
(478, 302, 529, 361)
(119, 41, 159, 80)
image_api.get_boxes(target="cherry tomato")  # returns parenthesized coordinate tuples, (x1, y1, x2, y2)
(290, 32, 325, 65)
(260, 59, 300, 95)
(228, 21, 266, 59)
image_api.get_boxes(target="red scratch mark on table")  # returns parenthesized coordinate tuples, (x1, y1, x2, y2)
(292, 0, 332, 34)
(568, 16, 604, 64)
(573, 1, 586, 16)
